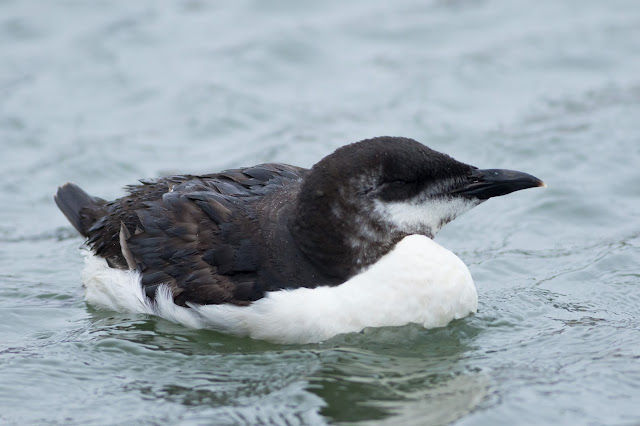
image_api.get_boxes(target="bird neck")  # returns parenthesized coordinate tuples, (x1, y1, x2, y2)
(289, 184, 405, 280)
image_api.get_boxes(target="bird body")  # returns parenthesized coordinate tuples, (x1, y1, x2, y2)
(81, 234, 476, 344)
(56, 136, 544, 343)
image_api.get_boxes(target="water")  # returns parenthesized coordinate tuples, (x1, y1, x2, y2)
(1, 0, 639, 424)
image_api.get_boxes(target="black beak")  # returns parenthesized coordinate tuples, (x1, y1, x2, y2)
(452, 169, 546, 200)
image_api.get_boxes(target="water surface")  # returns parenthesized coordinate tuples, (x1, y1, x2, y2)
(1, 0, 640, 424)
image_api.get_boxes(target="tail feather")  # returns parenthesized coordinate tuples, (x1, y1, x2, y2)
(54, 183, 104, 236)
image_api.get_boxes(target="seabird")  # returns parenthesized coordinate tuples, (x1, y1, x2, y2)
(55, 136, 544, 343)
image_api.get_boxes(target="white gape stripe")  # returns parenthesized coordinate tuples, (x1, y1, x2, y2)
(82, 235, 477, 344)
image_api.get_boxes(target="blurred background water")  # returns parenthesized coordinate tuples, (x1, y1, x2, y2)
(1, 0, 640, 424)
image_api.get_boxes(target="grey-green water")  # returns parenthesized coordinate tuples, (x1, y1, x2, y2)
(1, 0, 640, 424)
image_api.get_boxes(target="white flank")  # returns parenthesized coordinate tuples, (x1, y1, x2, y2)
(82, 235, 477, 344)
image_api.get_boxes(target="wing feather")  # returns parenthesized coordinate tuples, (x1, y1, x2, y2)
(83, 164, 307, 306)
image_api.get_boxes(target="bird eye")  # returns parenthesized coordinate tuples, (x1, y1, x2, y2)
(373, 180, 417, 202)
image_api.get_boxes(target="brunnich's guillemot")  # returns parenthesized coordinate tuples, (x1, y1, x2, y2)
(55, 136, 544, 344)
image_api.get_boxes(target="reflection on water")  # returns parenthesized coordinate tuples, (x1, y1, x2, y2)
(81, 310, 484, 423)
(370, 373, 490, 426)
(309, 323, 481, 422)
(1, 0, 640, 423)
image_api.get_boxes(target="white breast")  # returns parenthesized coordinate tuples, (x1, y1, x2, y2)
(82, 234, 477, 344)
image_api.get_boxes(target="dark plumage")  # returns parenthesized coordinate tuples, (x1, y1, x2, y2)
(56, 163, 316, 306)
(55, 136, 544, 308)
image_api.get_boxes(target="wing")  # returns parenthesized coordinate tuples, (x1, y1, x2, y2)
(83, 163, 307, 306)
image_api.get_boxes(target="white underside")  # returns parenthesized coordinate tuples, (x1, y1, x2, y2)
(82, 235, 477, 344)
